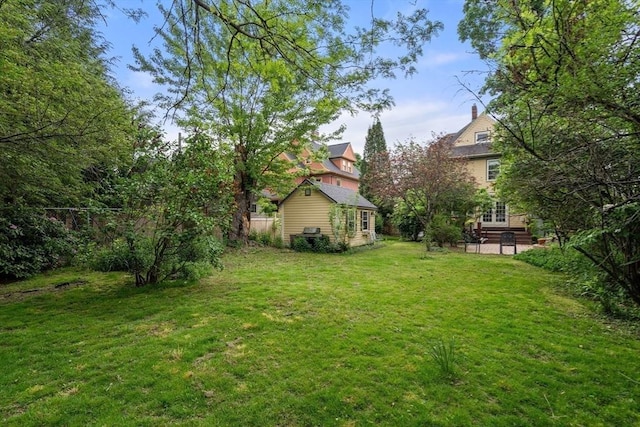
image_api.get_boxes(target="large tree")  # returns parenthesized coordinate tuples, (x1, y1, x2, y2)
(0, 0, 133, 207)
(459, 0, 640, 304)
(100, 129, 232, 286)
(360, 118, 392, 232)
(360, 118, 388, 200)
(134, 0, 443, 245)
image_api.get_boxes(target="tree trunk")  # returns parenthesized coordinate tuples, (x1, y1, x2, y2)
(227, 168, 252, 246)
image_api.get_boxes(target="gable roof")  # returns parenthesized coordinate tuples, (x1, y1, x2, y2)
(280, 179, 377, 210)
(306, 141, 361, 179)
(327, 142, 351, 159)
(450, 142, 497, 159)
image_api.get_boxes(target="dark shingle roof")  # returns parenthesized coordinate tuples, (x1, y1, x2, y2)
(313, 181, 377, 209)
(328, 142, 350, 158)
(450, 142, 498, 159)
(305, 141, 360, 179)
(280, 179, 377, 210)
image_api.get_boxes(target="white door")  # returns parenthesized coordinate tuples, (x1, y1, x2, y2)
(481, 201, 508, 227)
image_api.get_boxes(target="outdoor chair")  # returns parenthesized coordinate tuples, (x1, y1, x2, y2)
(499, 231, 517, 255)
(463, 230, 487, 253)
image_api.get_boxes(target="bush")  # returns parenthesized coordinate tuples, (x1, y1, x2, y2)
(291, 236, 312, 252)
(0, 206, 78, 279)
(431, 215, 462, 247)
(91, 233, 224, 284)
(515, 246, 640, 319)
(272, 235, 284, 249)
(291, 235, 343, 253)
(514, 246, 568, 272)
(257, 232, 272, 246)
(312, 235, 333, 253)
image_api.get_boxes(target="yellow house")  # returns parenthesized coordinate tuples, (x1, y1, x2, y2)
(448, 105, 529, 242)
(279, 179, 377, 248)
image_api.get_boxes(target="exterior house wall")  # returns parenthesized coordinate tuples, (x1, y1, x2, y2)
(451, 110, 528, 230)
(280, 187, 376, 247)
(281, 188, 333, 244)
(467, 157, 498, 191)
(455, 115, 495, 146)
(294, 174, 359, 191)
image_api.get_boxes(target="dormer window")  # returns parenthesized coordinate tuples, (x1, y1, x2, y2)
(342, 160, 352, 173)
(475, 131, 490, 144)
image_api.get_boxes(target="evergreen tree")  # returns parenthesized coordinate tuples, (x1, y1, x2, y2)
(360, 118, 388, 201)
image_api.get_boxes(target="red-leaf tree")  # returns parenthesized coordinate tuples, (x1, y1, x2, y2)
(366, 135, 478, 248)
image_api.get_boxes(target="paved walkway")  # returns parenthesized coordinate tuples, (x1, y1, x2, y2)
(463, 243, 535, 255)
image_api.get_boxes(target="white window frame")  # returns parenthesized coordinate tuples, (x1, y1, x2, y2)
(361, 211, 369, 231)
(487, 159, 500, 181)
(482, 201, 508, 225)
(475, 131, 490, 144)
(347, 209, 356, 234)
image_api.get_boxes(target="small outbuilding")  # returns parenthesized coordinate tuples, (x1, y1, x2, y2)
(279, 179, 377, 248)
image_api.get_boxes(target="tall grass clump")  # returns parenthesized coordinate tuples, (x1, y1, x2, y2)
(429, 337, 457, 377)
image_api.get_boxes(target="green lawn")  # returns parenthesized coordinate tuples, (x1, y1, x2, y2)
(1, 241, 639, 426)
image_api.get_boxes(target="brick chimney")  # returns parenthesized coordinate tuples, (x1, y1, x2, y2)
(471, 104, 478, 120)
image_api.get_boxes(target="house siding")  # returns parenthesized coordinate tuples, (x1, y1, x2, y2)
(455, 115, 495, 146)
(280, 188, 375, 247)
(452, 113, 527, 229)
(281, 188, 333, 245)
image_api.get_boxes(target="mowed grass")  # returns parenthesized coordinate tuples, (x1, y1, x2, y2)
(1, 241, 639, 426)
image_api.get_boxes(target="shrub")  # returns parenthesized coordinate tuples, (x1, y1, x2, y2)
(515, 246, 640, 319)
(291, 236, 312, 252)
(257, 232, 272, 246)
(291, 235, 344, 253)
(0, 206, 78, 279)
(272, 235, 284, 249)
(514, 246, 590, 274)
(91, 238, 138, 272)
(312, 235, 333, 253)
(431, 214, 462, 247)
(91, 233, 224, 284)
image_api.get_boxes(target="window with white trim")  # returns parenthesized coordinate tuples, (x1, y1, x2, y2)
(487, 159, 500, 181)
(347, 209, 356, 234)
(495, 201, 506, 222)
(475, 131, 490, 143)
(361, 211, 369, 231)
(482, 207, 493, 223)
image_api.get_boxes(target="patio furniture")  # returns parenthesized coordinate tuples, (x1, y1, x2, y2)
(500, 231, 517, 254)
(463, 230, 487, 253)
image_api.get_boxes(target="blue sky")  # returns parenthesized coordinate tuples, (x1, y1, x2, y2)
(101, 0, 490, 155)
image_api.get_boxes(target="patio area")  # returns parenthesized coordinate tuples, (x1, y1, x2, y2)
(463, 242, 536, 255)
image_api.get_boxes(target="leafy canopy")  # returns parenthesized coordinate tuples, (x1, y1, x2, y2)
(459, 0, 640, 305)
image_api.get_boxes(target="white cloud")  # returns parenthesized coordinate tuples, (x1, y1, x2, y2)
(427, 52, 465, 67)
(125, 70, 156, 92)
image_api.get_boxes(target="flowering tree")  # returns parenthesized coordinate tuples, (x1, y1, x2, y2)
(366, 135, 477, 248)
